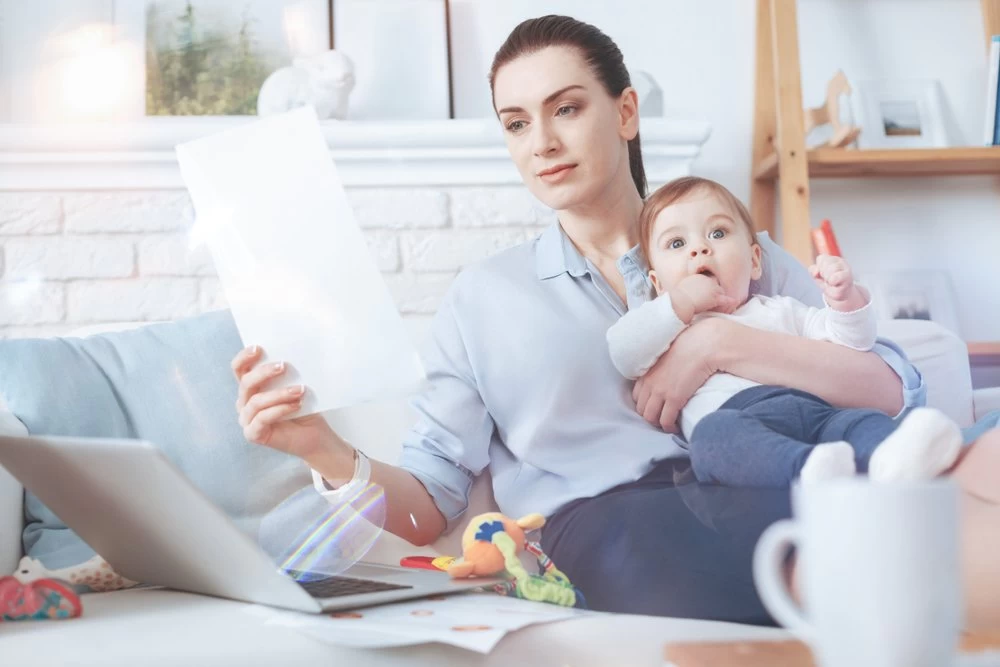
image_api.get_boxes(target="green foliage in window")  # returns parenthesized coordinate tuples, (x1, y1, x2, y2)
(145, 1, 284, 116)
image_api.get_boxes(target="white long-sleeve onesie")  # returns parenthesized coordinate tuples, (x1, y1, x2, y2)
(606, 293, 877, 439)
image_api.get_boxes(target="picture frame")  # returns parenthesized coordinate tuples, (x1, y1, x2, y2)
(862, 270, 961, 336)
(852, 79, 951, 149)
(332, 0, 452, 120)
(137, 0, 332, 117)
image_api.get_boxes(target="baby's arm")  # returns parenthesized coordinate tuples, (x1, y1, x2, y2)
(794, 255, 877, 351)
(606, 292, 689, 379)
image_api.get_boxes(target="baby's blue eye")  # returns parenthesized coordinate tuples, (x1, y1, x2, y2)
(669, 239, 685, 250)
(710, 229, 726, 240)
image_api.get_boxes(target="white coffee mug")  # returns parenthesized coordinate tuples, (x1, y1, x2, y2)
(753, 478, 962, 667)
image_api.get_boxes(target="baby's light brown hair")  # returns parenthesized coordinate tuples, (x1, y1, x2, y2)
(638, 176, 758, 264)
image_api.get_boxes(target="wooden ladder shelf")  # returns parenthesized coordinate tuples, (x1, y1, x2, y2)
(751, 0, 1000, 362)
(750, 0, 1000, 265)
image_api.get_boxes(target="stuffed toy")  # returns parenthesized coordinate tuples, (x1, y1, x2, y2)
(0, 576, 81, 621)
(13, 555, 138, 593)
(447, 511, 585, 609)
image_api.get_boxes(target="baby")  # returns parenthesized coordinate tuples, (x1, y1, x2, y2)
(607, 176, 962, 486)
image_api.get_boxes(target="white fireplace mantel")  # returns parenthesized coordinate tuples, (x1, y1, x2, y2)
(0, 117, 711, 190)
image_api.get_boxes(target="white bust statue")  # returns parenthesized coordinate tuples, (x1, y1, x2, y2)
(257, 50, 356, 120)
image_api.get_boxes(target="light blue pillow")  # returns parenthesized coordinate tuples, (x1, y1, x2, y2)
(0, 310, 313, 568)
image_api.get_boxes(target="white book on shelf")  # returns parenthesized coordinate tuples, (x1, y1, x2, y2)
(985, 36, 1000, 145)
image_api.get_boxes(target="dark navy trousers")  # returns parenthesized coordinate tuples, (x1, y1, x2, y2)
(689, 385, 899, 486)
(541, 457, 792, 623)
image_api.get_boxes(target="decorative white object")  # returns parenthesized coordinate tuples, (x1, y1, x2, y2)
(804, 70, 860, 149)
(257, 50, 356, 120)
(631, 70, 663, 117)
(852, 79, 952, 149)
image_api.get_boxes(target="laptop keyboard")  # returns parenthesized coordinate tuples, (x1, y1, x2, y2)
(286, 570, 413, 599)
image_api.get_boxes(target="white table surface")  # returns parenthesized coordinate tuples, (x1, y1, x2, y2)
(0, 588, 790, 666)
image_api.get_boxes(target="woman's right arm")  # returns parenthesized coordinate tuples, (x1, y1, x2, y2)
(306, 437, 447, 546)
(231, 345, 446, 546)
(232, 276, 496, 547)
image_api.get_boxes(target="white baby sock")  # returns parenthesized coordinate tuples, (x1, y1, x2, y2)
(800, 441, 857, 484)
(868, 407, 963, 482)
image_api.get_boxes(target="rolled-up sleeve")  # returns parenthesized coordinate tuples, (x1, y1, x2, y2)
(398, 278, 495, 527)
(756, 232, 926, 418)
(870, 337, 927, 417)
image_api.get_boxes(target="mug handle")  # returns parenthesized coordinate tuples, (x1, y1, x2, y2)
(753, 519, 814, 641)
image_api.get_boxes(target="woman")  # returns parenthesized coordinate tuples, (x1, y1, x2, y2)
(231, 15, 998, 623)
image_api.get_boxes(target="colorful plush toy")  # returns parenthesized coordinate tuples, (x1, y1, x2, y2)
(447, 512, 585, 609)
(0, 576, 82, 621)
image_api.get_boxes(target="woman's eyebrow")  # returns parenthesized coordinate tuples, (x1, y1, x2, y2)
(497, 84, 586, 115)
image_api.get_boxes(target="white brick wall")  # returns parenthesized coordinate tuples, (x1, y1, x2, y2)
(0, 186, 549, 338)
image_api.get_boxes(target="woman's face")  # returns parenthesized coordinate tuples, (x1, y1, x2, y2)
(493, 46, 637, 212)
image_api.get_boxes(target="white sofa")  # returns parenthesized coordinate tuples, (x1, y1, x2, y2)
(0, 319, 993, 665)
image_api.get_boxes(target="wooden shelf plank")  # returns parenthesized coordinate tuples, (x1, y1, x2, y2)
(754, 147, 1000, 181)
(969, 342, 1000, 359)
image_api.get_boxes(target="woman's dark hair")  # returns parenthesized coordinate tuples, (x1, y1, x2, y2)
(488, 15, 647, 199)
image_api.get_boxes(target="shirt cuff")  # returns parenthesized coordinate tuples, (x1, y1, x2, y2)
(872, 337, 927, 419)
(398, 443, 475, 533)
(821, 293, 877, 351)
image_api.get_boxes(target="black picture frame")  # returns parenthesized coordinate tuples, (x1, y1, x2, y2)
(327, 0, 454, 119)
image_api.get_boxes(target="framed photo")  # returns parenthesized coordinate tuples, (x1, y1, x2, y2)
(863, 270, 961, 336)
(135, 0, 331, 116)
(852, 79, 951, 149)
(332, 0, 452, 119)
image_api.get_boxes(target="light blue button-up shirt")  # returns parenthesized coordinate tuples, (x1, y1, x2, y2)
(398, 223, 926, 525)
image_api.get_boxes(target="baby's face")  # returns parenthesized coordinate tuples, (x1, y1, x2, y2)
(646, 191, 762, 303)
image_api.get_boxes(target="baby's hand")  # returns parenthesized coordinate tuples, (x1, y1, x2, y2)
(672, 274, 739, 322)
(809, 254, 865, 309)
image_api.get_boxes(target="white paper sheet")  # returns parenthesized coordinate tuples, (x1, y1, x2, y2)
(176, 106, 426, 415)
(246, 592, 588, 654)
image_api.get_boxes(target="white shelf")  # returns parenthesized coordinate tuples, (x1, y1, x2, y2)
(0, 117, 711, 190)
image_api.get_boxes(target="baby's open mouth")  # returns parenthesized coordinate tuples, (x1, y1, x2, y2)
(696, 267, 716, 279)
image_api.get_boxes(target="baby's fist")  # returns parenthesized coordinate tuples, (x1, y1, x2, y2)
(809, 254, 855, 303)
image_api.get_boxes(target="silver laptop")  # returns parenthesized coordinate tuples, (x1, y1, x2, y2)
(0, 435, 497, 613)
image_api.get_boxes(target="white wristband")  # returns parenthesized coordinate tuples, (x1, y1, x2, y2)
(311, 446, 371, 502)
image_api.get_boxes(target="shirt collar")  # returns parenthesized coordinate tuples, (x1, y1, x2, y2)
(615, 243, 649, 277)
(535, 221, 590, 280)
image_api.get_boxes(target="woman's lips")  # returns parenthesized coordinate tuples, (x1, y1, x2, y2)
(538, 164, 576, 184)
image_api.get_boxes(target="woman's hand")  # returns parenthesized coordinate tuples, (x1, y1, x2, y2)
(632, 317, 728, 431)
(231, 344, 336, 460)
